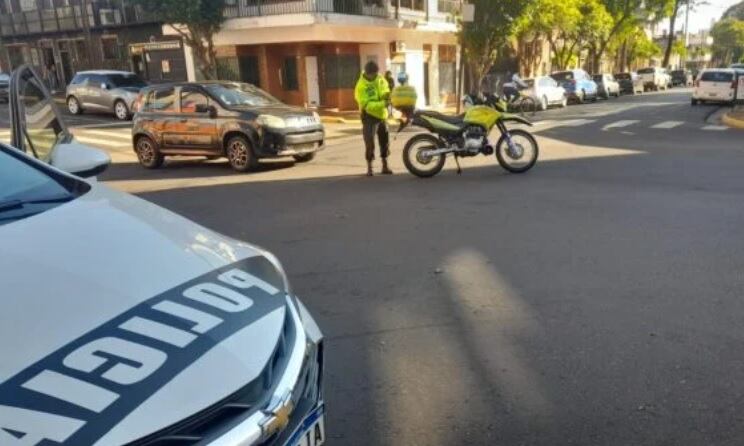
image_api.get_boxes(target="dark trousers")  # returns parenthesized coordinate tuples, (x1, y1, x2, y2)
(362, 112, 389, 162)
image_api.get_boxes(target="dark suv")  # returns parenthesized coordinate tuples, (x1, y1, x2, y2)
(132, 81, 324, 171)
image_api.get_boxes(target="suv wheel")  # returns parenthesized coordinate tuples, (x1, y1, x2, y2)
(226, 135, 259, 172)
(114, 100, 129, 121)
(135, 136, 164, 169)
(67, 96, 82, 115)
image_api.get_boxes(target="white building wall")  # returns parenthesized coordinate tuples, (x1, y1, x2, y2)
(359, 43, 390, 72)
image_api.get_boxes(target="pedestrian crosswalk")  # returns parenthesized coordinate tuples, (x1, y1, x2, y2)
(534, 118, 733, 133)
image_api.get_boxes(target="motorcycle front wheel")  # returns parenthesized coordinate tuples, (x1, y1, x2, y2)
(495, 128, 539, 174)
(403, 133, 447, 178)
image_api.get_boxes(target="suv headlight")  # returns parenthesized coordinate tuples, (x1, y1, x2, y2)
(257, 114, 287, 129)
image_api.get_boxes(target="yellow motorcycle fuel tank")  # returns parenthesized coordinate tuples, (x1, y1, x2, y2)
(463, 105, 501, 130)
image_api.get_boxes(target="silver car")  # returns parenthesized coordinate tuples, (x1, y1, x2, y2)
(66, 70, 147, 120)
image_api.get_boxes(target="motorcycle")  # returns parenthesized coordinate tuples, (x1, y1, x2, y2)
(398, 94, 539, 178)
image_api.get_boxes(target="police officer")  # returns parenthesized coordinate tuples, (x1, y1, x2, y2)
(354, 61, 392, 177)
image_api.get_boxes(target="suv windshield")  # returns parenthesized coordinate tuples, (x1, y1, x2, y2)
(637, 68, 655, 74)
(205, 83, 281, 107)
(0, 146, 81, 224)
(614, 73, 631, 80)
(108, 73, 147, 88)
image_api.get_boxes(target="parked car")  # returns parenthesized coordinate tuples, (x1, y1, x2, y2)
(5, 64, 326, 446)
(614, 72, 644, 94)
(691, 68, 737, 105)
(524, 75, 567, 109)
(66, 70, 147, 120)
(133, 81, 325, 171)
(592, 73, 621, 99)
(0, 72, 8, 102)
(730, 63, 744, 70)
(670, 69, 694, 87)
(550, 69, 599, 103)
(637, 67, 669, 91)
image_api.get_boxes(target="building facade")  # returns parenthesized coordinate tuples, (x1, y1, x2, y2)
(169, 0, 462, 110)
(0, 0, 187, 89)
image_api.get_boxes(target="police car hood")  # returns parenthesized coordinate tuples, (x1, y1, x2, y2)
(0, 183, 291, 445)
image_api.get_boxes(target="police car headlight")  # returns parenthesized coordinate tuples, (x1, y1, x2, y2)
(257, 114, 286, 129)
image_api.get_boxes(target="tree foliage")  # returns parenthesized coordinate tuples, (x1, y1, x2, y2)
(711, 18, 744, 65)
(459, 0, 532, 89)
(132, 0, 226, 79)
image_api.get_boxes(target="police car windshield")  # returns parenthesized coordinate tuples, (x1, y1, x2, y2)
(205, 83, 281, 107)
(0, 146, 76, 224)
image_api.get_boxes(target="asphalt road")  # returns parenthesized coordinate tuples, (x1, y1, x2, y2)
(6, 89, 744, 445)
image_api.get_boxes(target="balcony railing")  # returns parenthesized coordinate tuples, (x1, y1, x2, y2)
(224, 0, 390, 19)
(0, 0, 156, 37)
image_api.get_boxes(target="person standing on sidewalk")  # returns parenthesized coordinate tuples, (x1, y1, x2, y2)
(355, 61, 392, 177)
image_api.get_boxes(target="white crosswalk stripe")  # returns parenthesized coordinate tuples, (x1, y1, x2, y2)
(73, 135, 132, 150)
(75, 129, 132, 141)
(701, 125, 728, 131)
(558, 119, 596, 127)
(602, 120, 639, 130)
(651, 121, 685, 129)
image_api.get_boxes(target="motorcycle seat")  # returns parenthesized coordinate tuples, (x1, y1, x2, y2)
(416, 110, 466, 125)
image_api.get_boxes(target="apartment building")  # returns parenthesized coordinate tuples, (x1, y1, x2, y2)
(0, 0, 187, 87)
(171, 0, 462, 110)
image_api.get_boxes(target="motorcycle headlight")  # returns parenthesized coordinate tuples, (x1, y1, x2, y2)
(257, 114, 287, 129)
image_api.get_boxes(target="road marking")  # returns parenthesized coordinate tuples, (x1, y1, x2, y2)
(651, 121, 684, 129)
(557, 119, 596, 127)
(602, 120, 639, 130)
(701, 125, 728, 131)
(73, 135, 131, 149)
(75, 129, 132, 141)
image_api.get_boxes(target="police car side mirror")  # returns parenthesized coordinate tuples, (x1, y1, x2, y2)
(50, 141, 111, 178)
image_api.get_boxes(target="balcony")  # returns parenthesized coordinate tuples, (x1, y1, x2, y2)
(223, 0, 391, 19)
(0, 0, 156, 37)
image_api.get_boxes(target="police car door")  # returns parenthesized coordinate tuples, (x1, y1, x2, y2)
(9, 64, 110, 177)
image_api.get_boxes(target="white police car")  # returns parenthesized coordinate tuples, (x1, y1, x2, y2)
(0, 65, 325, 446)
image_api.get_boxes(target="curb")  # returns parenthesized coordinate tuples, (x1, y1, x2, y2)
(722, 112, 744, 129)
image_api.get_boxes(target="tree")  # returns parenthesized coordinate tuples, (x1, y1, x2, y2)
(711, 18, 744, 65)
(459, 0, 533, 91)
(626, 29, 662, 68)
(723, 1, 744, 20)
(133, 0, 227, 79)
(661, 0, 682, 67)
(518, 0, 582, 70)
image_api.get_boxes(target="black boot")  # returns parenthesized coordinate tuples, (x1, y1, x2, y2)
(381, 159, 393, 175)
(366, 161, 374, 177)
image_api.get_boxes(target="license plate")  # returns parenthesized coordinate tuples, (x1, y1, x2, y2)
(709, 93, 718, 97)
(286, 404, 325, 446)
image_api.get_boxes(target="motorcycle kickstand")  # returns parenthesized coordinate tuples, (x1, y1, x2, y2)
(454, 155, 462, 174)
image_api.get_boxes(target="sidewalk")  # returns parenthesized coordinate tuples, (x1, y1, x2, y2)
(722, 105, 744, 129)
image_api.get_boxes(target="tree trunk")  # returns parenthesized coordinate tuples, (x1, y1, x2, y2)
(662, 0, 681, 68)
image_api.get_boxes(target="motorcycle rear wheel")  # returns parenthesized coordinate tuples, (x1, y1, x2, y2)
(495, 129, 539, 174)
(403, 133, 447, 178)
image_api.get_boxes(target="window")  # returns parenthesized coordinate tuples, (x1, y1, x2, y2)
(282, 57, 299, 91)
(20, 0, 37, 11)
(438, 45, 456, 96)
(700, 71, 733, 82)
(180, 88, 210, 113)
(400, 0, 425, 11)
(70, 73, 90, 85)
(101, 38, 119, 61)
(323, 55, 360, 89)
(204, 83, 280, 107)
(107, 73, 146, 88)
(144, 87, 176, 112)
